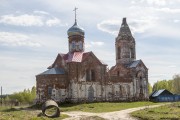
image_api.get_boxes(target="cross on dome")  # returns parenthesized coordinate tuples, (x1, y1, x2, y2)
(73, 7, 78, 23)
(67, 7, 85, 37)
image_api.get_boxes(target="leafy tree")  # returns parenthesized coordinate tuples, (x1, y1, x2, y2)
(173, 74, 180, 94)
(148, 83, 152, 95)
(9, 86, 36, 104)
(153, 80, 172, 92)
(152, 74, 180, 94)
(31, 86, 36, 100)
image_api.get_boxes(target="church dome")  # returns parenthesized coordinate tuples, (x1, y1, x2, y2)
(67, 21, 85, 37)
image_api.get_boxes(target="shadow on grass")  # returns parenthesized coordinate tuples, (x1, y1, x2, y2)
(2, 108, 21, 112)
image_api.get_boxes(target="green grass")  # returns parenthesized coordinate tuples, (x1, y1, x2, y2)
(131, 102, 180, 120)
(0, 101, 163, 119)
(60, 101, 160, 113)
(0, 106, 69, 120)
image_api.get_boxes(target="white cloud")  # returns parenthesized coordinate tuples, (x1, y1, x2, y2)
(46, 17, 61, 27)
(129, 16, 158, 34)
(85, 41, 104, 48)
(146, 0, 167, 6)
(155, 8, 180, 13)
(33, 10, 49, 15)
(168, 65, 177, 68)
(150, 73, 167, 78)
(91, 41, 104, 46)
(138, 0, 167, 6)
(0, 32, 41, 47)
(0, 12, 65, 27)
(97, 17, 158, 35)
(174, 19, 180, 23)
(0, 14, 44, 26)
(97, 20, 120, 35)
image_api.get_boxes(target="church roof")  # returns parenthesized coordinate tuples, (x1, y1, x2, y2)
(66, 52, 84, 62)
(39, 68, 65, 75)
(48, 51, 107, 69)
(128, 60, 141, 68)
(128, 59, 148, 70)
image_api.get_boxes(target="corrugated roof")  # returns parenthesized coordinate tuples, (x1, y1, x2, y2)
(149, 90, 157, 97)
(65, 52, 83, 62)
(128, 60, 141, 68)
(39, 68, 65, 75)
(152, 89, 166, 97)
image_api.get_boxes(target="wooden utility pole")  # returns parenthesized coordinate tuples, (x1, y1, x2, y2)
(1, 86, 2, 106)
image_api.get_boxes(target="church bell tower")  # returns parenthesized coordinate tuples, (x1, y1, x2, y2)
(115, 18, 136, 65)
(67, 7, 85, 53)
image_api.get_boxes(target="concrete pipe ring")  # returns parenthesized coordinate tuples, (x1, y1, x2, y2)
(42, 100, 60, 118)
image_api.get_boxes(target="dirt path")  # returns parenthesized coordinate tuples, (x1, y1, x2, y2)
(63, 104, 165, 120)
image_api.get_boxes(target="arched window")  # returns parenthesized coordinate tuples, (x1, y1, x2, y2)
(48, 87, 52, 96)
(72, 41, 75, 49)
(86, 69, 95, 81)
(76, 42, 79, 50)
(140, 76, 143, 87)
(86, 69, 90, 81)
(117, 71, 120, 76)
(130, 48, 133, 58)
(91, 69, 95, 81)
(79, 41, 82, 50)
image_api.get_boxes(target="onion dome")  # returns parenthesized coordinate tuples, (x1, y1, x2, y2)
(67, 21, 85, 37)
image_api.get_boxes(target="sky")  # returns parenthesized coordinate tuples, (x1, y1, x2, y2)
(0, 0, 180, 94)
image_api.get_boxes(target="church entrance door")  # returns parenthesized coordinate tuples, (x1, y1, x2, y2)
(88, 86, 94, 102)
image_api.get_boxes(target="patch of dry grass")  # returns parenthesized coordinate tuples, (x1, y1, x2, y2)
(131, 102, 180, 120)
(0, 106, 69, 120)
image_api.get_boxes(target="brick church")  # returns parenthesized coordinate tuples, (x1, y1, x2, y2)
(36, 11, 148, 103)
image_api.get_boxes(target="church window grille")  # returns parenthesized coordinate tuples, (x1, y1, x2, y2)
(48, 87, 52, 96)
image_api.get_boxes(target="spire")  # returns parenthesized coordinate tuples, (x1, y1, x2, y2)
(118, 17, 132, 37)
(73, 7, 78, 24)
(122, 18, 127, 25)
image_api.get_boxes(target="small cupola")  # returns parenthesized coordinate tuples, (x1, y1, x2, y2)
(67, 7, 84, 37)
(67, 7, 85, 53)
